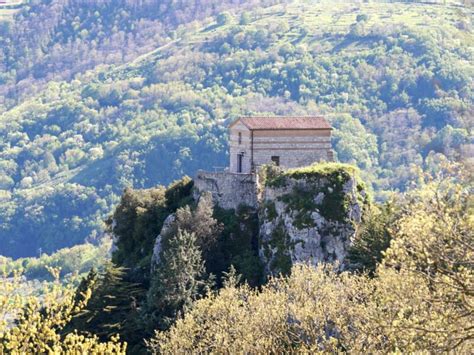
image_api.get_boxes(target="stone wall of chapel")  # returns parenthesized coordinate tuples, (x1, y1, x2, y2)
(253, 149, 332, 169)
(229, 122, 252, 173)
(229, 125, 333, 173)
(193, 170, 258, 210)
(252, 129, 333, 169)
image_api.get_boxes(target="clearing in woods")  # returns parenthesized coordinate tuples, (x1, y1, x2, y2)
(0, 0, 27, 19)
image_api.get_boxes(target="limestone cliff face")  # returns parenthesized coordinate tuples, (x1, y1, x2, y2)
(258, 166, 367, 275)
(150, 213, 175, 270)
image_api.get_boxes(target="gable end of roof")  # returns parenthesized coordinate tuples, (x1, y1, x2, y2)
(229, 116, 332, 130)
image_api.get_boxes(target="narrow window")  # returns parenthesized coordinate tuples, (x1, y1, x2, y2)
(271, 156, 280, 167)
(237, 154, 243, 173)
(238, 132, 242, 145)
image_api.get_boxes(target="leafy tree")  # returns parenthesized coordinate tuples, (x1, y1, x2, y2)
(0, 269, 126, 353)
(372, 169, 473, 351)
(217, 12, 232, 26)
(239, 11, 252, 25)
(210, 205, 263, 287)
(356, 14, 369, 22)
(165, 192, 222, 261)
(110, 177, 194, 282)
(147, 264, 374, 353)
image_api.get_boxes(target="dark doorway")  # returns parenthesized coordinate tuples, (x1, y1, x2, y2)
(271, 156, 280, 166)
(237, 154, 243, 173)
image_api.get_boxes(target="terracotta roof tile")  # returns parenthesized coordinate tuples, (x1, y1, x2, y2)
(234, 116, 331, 130)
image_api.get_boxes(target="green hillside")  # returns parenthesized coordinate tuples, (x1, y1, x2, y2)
(0, 0, 472, 257)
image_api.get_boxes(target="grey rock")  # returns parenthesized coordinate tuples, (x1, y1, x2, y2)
(189, 168, 367, 276)
(259, 175, 366, 276)
(151, 213, 176, 270)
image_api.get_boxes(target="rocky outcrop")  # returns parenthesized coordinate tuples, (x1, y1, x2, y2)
(258, 164, 368, 275)
(151, 213, 176, 270)
(155, 163, 368, 276)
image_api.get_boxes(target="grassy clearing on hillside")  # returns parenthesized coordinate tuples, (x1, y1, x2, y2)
(117, 0, 473, 79)
(0, 0, 26, 18)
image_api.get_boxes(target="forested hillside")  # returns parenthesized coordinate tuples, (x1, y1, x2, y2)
(0, 0, 284, 106)
(0, 0, 472, 257)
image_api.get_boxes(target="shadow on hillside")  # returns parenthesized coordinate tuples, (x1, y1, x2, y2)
(203, 23, 221, 32)
(70, 135, 227, 191)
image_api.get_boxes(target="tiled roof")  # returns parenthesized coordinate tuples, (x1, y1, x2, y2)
(233, 116, 331, 130)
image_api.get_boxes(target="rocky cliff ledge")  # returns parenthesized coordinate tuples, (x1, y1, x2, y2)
(258, 164, 368, 275)
(153, 163, 369, 277)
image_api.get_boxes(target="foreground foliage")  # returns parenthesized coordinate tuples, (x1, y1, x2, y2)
(2, 164, 470, 353)
(148, 176, 473, 353)
(0, 269, 126, 353)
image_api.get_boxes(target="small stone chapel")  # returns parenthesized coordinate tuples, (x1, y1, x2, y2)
(194, 116, 335, 210)
(228, 116, 334, 173)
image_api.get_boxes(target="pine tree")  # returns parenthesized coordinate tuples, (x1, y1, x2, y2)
(145, 229, 212, 331)
(65, 262, 143, 344)
(347, 202, 396, 274)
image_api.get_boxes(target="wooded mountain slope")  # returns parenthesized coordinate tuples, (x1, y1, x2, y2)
(0, 0, 472, 257)
(0, 0, 283, 105)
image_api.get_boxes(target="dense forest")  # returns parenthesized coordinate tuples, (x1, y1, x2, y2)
(0, 1, 472, 259)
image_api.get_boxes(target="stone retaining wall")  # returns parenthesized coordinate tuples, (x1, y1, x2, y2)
(193, 170, 259, 210)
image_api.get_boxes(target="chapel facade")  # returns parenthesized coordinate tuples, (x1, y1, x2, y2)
(228, 116, 334, 174)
